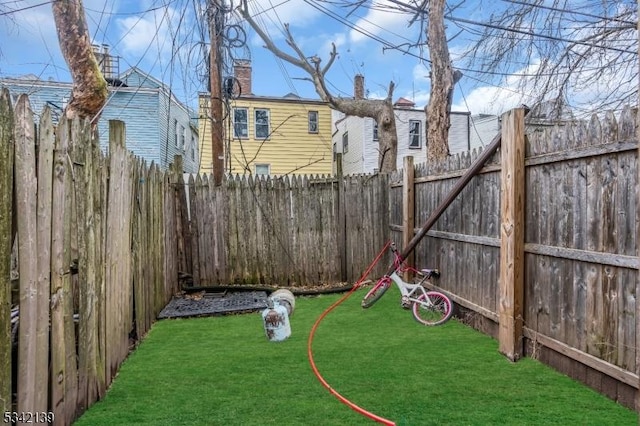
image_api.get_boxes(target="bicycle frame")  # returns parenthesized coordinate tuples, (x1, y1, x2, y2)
(361, 242, 453, 326)
(388, 270, 431, 308)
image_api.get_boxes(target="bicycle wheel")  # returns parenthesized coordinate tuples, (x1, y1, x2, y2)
(412, 291, 453, 326)
(361, 276, 392, 308)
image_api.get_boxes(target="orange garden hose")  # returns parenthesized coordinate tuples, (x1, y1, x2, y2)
(307, 241, 395, 426)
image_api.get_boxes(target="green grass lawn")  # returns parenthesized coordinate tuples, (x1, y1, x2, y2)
(74, 287, 637, 425)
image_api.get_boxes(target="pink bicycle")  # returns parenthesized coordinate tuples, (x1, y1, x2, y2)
(361, 242, 453, 326)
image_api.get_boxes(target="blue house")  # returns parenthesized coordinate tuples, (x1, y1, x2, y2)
(0, 67, 199, 173)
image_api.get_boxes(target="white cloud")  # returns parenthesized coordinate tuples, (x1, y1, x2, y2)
(349, 0, 413, 44)
(452, 63, 541, 115)
(246, 0, 321, 37)
(117, 9, 174, 56)
(412, 63, 429, 84)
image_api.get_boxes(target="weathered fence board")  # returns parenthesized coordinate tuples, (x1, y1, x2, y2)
(105, 120, 134, 383)
(36, 107, 54, 412)
(185, 172, 390, 287)
(50, 115, 77, 425)
(4, 91, 176, 424)
(0, 88, 13, 414)
(392, 106, 638, 408)
(14, 95, 45, 416)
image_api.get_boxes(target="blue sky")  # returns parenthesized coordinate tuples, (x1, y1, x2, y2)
(0, 0, 635, 116)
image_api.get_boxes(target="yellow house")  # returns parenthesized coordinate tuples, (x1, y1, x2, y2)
(199, 61, 332, 176)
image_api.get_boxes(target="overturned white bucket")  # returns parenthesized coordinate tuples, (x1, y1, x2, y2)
(261, 289, 295, 342)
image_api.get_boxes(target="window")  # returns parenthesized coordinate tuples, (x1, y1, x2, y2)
(255, 108, 270, 139)
(190, 134, 196, 161)
(342, 132, 349, 154)
(409, 120, 421, 149)
(373, 121, 379, 141)
(173, 119, 179, 147)
(233, 107, 248, 138)
(308, 111, 319, 133)
(255, 163, 270, 175)
(179, 125, 186, 149)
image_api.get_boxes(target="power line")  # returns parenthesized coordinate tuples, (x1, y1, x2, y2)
(0, 0, 51, 16)
(382, 0, 636, 54)
(500, 0, 637, 26)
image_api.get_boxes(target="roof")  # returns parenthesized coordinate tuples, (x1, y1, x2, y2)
(394, 97, 416, 108)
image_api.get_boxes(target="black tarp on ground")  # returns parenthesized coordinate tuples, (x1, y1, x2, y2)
(158, 291, 268, 319)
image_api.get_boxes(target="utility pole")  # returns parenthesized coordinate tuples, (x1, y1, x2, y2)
(209, 0, 224, 185)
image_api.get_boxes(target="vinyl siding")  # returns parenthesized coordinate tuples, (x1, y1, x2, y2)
(121, 68, 162, 89)
(470, 114, 500, 148)
(394, 109, 426, 169)
(199, 94, 332, 176)
(0, 80, 71, 123)
(332, 108, 474, 174)
(161, 92, 199, 173)
(362, 117, 378, 173)
(448, 112, 472, 153)
(1, 71, 198, 172)
(96, 88, 161, 165)
(333, 110, 366, 175)
(198, 96, 214, 174)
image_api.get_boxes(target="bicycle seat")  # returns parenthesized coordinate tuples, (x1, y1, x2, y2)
(420, 268, 440, 278)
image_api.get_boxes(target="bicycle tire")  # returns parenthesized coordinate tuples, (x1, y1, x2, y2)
(361, 277, 391, 308)
(412, 291, 453, 326)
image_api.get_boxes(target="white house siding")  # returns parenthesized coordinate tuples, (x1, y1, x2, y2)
(362, 117, 379, 173)
(331, 107, 476, 174)
(470, 114, 500, 149)
(448, 112, 472, 153)
(394, 109, 426, 169)
(332, 109, 366, 175)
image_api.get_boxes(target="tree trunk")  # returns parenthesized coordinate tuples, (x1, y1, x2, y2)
(239, 2, 398, 172)
(425, 0, 455, 163)
(52, 0, 108, 121)
(331, 83, 397, 173)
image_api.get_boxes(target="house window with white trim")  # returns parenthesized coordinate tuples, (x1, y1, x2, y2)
(409, 120, 421, 149)
(373, 121, 379, 142)
(255, 108, 270, 139)
(255, 163, 270, 175)
(308, 111, 318, 133)
(233, 107, 248, 138)
(342, 131, 349, 154)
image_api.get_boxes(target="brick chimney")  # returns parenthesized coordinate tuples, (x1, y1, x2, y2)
(354, 74, 364, 100)
(234, 60, 252, 96)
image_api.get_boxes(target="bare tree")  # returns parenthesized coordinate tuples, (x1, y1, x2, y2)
(313, 0, 460, 163)
(459, 0, 637, 114)
(424, 0, 461, 162)
(52, 0, 108, 121)
(239, 0, 398, 172)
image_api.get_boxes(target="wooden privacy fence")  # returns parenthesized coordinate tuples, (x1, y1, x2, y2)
(392, 107, 639, 408)
(183, 168, 391, 287)
(0, 90, 179, 425)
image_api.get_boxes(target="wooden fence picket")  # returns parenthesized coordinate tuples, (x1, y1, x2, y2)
(0, 88, 13, 415)
(35, 107, 54, 413)
(14, 95, 43, 418)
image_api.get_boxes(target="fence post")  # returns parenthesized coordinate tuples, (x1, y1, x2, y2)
(402, 156, 415, 281)
(0, 88, 14, 414)
(498, 108, 526, 361)
(636, 21, 640, 410)
(335, 153, 347, 282)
